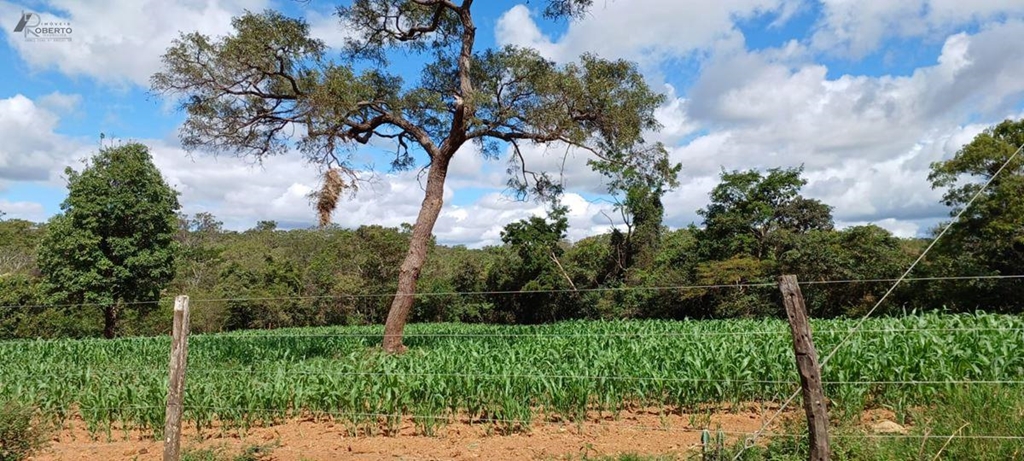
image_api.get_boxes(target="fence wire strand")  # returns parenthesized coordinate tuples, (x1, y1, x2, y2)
(2, 325, 1021, 345)
(3, 273, 1024, 310)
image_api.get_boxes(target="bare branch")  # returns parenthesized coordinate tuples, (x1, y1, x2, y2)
(550, 250, 578, 291)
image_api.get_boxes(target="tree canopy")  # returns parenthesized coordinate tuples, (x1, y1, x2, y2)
(698, 167, 833, 261)
(37, 143, 180, 338)
(927, 118, 1024, 309)
(152, 1, 678, 352)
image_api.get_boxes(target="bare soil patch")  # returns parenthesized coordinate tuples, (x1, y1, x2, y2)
(31, 405, 789, 460)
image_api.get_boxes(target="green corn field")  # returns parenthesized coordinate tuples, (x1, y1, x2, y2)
(0, 312, 1022, 436)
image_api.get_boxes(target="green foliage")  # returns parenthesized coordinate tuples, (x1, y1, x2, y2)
(778, 225, 913, 317)
(488, 204, 580, 323)
(927, 118, 1024, 311)
(0, 274, 96, 339)
(686, 167, 839, 318)
(220, 256, 303, 330)
(415, 245, 492, 323)
(0, 314, 1021, 440)
(36, 143, 180, 338)
(699, 167, 833, 261)
(181, 443, 276, 461)
(0, 400, 50, 461)
(152, 4, 675, 204)
(0, 219, 44, 277)
(174, 212, 226, 292)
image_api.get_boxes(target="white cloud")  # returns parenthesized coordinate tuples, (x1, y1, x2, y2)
(836, 218, 922, 238)
(494, 5, 560, 58)
(306, 8, 356, 49)
(651, 84, 698, 146)
(36, 91, 82, 115)
(671, 21, 1024, 232)
(1, 0, 269, 86)
(812, 0, 1024, 58)
(0, 199, 46, 222)
(495, 0, 792, 63)
(434, 192, 621, 247)
(0, 94, 82, 183)
(5, 2, 1024, 246)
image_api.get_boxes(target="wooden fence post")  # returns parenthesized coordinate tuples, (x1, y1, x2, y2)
(163, 295, 190, 461)
(778, 275, 830, 461)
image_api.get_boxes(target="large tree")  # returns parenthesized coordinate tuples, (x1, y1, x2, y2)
(152, 1, 677, 352)
(698, 167, 833, 261)
(38, 143, 180, 338)
(927, 118, 1024, 310)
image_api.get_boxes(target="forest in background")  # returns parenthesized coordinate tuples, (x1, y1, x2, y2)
(3, 158, 1019, 340)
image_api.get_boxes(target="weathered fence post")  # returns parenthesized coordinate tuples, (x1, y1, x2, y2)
(778, 275, 830, 461)
(164, 295, 190, 461)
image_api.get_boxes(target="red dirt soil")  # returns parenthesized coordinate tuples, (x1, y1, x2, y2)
(30, 406, 792, 460)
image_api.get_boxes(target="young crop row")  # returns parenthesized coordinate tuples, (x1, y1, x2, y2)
(0, 312, 1022, 435)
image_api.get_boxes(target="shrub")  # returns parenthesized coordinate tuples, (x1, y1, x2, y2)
(0, 401, 50, 461)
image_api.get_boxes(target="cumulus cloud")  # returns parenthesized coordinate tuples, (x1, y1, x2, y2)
(0, 94, 83, 183)
(36, 91, 82, 115)
(495, 0, 793, 63)
(0, 199, 47, 222)
(150, 141, 625, 247)
(836, 217, 925, 239)
(812, 0, 1024, 58)
(672, 21, 1024, 229)
(306, 7, 356, 49)
(0, 0, 271, 86)
(0, 90, 624, 247)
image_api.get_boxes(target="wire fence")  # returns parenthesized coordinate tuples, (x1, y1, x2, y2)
(2, 325, 1022, 345)
(3, 281, 1023, 456)
(3, 273, 1024, 310)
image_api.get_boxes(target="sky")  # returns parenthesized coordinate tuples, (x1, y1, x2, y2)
(1, 0, 1023, 247)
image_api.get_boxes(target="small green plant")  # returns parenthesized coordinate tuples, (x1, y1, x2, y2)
(181, 447, 220, 461)
(0, 400, 50, 461)
(181, 442, 277, 461)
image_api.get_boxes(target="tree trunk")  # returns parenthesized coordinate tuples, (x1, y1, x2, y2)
(103, 304, 118, 339)
(382, 154, 452, 353)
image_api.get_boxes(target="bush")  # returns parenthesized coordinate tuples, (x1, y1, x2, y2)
(0, 401, 50, 461)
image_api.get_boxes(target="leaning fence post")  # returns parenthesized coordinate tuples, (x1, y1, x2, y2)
(778, 275, 830, 461)
(164, 295, 190, 461)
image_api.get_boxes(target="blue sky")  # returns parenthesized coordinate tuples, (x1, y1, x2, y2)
(1, 0, 1024, 247)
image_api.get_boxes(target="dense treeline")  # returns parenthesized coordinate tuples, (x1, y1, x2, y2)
(2, 119, 1022, 339)
(0, 177, 1009, 339)
(0, 212, 920, 338)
